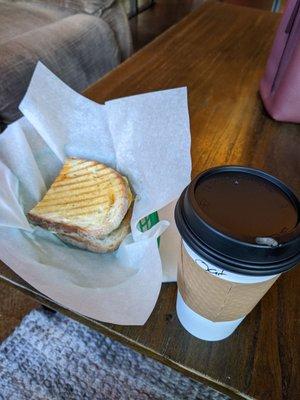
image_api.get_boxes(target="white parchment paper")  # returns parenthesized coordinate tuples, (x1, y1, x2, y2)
(0, 63, 191, 325)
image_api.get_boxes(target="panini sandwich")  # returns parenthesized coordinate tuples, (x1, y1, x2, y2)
(28, 157, 133, 253)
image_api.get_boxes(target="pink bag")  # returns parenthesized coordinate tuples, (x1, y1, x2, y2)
(260, 0, 300, 123)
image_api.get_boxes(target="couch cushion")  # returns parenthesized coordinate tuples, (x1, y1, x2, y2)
(0, 1, 72, 44)
(0, 13, 120, 127)
(6, 0, 115, 15)
(0, 0, 132, 60)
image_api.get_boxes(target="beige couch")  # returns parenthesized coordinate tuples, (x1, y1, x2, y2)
(0, 0, 133, 131)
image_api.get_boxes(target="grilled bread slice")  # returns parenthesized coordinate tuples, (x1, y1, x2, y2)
(57, 205, 132, 253)
(28, 158, 133, 238)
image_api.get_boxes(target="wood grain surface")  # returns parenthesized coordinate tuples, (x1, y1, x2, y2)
(0, 2, 299, 399)
(129, 0, 205, 50)
(129, 0, 277, 52)
(0, 281, 38, 342)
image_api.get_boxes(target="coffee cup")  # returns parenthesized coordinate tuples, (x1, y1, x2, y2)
(175, 166, 300, 341)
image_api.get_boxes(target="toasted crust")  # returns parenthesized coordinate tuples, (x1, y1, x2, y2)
(28, 158, 133, 238)
(57, 206, 132, 253)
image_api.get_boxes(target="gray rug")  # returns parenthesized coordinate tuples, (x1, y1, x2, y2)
(0, 309, 229, 400)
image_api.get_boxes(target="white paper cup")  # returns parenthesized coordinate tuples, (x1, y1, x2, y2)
(174, 166, 300, 341)
(176, 242, 279, 341)
(176, 292, 245, 341)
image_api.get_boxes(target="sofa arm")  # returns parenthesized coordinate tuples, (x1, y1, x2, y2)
(47, 0, 133, 59)
(0, 13, 120, 128)
(17, 0, 133, 60)
(15, 0, 115, 14)
(101, 1, 133, 60)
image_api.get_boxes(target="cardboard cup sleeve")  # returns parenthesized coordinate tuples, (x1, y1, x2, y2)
(177, 246, 278, 322)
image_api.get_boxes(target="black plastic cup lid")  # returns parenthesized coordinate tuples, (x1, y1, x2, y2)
(175, 166, 300, 276)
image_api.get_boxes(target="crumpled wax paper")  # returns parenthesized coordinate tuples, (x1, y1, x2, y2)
(0, 62, 191, 325)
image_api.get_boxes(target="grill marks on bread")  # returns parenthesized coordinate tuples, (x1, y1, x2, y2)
(28, 158, 133, 238)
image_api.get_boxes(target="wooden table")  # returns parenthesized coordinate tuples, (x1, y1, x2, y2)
(1, 2, 299, 399)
